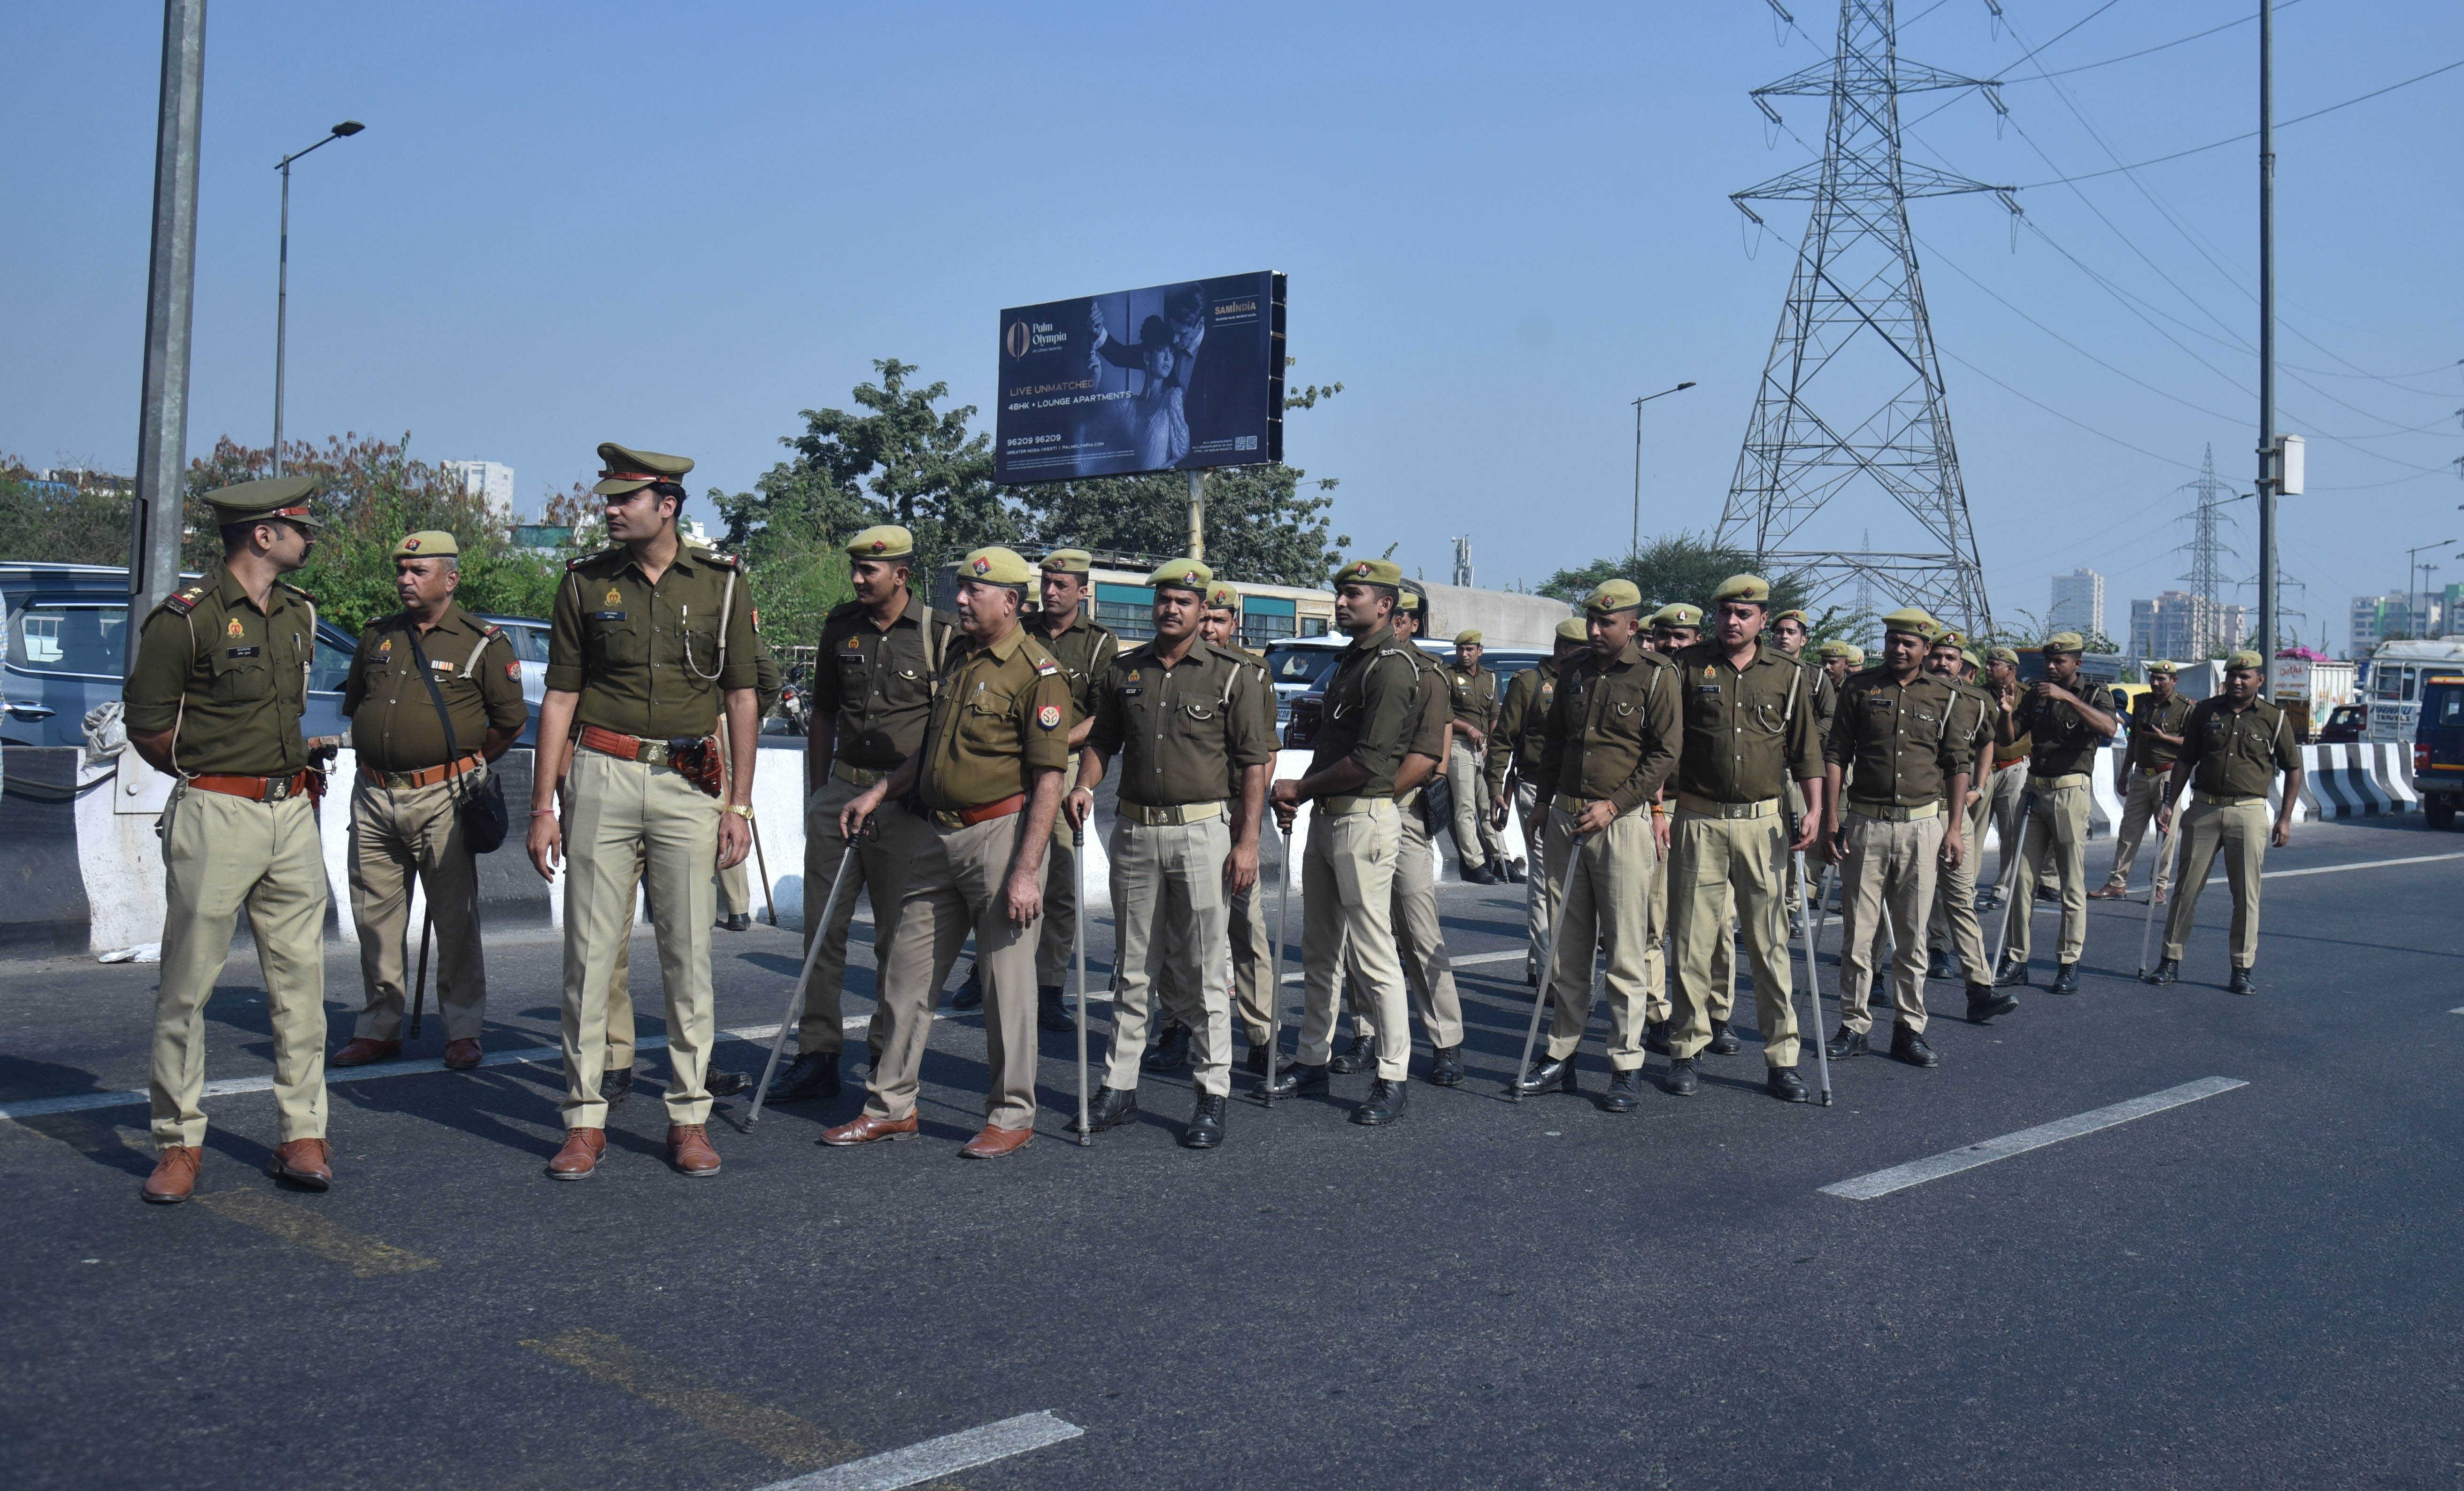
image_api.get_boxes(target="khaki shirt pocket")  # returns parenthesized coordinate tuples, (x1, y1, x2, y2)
(210, 646, 272, 704)
(960, 688, 1022, 754)
(585, 615, 638, 668)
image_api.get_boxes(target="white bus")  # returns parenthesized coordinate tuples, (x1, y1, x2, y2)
(2363, 638, 2464, 746)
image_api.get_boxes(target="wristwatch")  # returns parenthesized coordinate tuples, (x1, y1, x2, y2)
(724, 803, 755, 819)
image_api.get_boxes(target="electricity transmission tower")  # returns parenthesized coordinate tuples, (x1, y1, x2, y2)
(2175, 444, 2243, 659)
(1717, 0, 2016, 636)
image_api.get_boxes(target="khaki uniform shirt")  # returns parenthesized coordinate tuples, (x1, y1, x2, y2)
(2178, 696, 2300, 799)
(814, 596, 953, 769)
(1086, 640, 1276, 808)
(1034, 610, 1118, 728)
(1445, 662, 1497, 736)
(340, 605, 527, 773)
(1306, 623, 1420, 799)
(1669, 640, 1823, 804)
(2126, 692, 2196, 774)
(124, 565, 317, 777)
(1227, 644, 1277, 796)
(1944, 679, 1998, 805)
(547, 546, 760, 738)
(1826, 668, 1970, 808)
(1538, 641, 1680, 815)
(1402, 649, 1451, 763)
(2005, 678, 2118, 778)
(918, 624, 1073, 812)
(1484, 662, 1556, 799)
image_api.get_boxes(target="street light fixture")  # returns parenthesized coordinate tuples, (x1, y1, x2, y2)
(272, 120, 364, 477)
(1630, 381, 1698, 556)
(2405, 538, 2455, 638)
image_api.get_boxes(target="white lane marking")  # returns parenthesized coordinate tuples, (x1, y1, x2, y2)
(1819, 1077, 2248, 1201)
(749, 1411, 1083, 1491)
(1280, 946, 1520, 984)
(2256, 850, 2464, 880)
(0, 1015, 920, 1120)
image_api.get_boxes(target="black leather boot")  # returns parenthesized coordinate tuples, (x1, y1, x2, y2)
(1965, 983, 2018, 1022)
(1426, 1045, 1465, 1087)
(765, 1051, 839, 1103)
(2145, 957, 2179, 986)
(948, 965, 984, 1011)
(1925, 948, 1956, 982)
(2050, 962, 2081, 995)
(1995, 957, 2031, 989)
(1037, 984, 1074, 1032)
(1069, 1085, 1140, 1134)
(2227, 965, 2256, 995)
(1888, 1024, 1939, 1068)
(1328, 1031, 1378, 1074)
(1141, 1022, 1193, 1073)
(1514, 1050, 1578, 1096)
(1643, 1019, 1672, 1056)
(704, 1067, 753, 1098)
(1706, 1018, 1742, 1056)
(1263, 1062, 1329, 1099)
(603, 1066, 634, 1107)
(1182, 1093, 1226, 1149)
(1766, 1066, 1810, 1103)
(1601, 1069, 1640, 1113)
(1662, 1057, 1699, 1097)
(1824, 1024, 1868, 1061)
(1352, 1077, 1409, 1125)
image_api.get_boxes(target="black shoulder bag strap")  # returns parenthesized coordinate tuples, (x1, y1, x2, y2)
(403, 622, 508, 853)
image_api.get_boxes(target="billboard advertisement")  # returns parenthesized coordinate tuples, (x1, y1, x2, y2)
(995, 271, 1284, 484)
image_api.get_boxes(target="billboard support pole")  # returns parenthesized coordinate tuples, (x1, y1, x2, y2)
(130, 0, 208, 640)
(1187, 469, 1206, 561)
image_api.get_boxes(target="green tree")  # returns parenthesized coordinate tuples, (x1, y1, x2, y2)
(183, 435, 562, 633)
(1542, 531, 1819, 615)
(0, 458, 135, 565)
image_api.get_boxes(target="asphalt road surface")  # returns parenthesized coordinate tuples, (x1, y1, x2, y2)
(3, 814, 2460, 1490)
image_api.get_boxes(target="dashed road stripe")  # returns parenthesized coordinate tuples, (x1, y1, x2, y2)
(1819, 1077, 2248, 1201)
(195, 1189, 439, 1276)
(750, 1411, 1085, 1491)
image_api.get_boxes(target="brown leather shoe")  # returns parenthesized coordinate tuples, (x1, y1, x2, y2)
(141, 1145, 201, 1205)
(960, 1124, 1034, 1160)
(442, 1038, 483, 1070)
(267, 1137, 332, 1191)
(547, 1128, 605, 1180)
(818, 1113, 920, 1147)
(331, 1038, 400, 1068)
(667, 1124, 721, 1176)
(2088, 885, 2127, 900)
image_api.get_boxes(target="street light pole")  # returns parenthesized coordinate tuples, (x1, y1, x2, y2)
(129, 0, 207, 638)
(1630, 381, 1697, 556)
(2405, 540, 2455, 637)
(271, 120, 363, 477)
(2256, 0, 2279, 661)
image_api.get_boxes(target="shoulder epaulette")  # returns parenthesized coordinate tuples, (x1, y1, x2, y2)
(695, 547, 741, 569)
(162, 584, 206, 615)
(278, 581, 315, 602)
(480, 622, 506, 640)
(567, 546, 623, 571)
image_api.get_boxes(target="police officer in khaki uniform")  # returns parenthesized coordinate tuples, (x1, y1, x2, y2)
(2148, 651, 2302, 994)
(1068, 559, 1274, 1146)
(1642, 603, 1732, 1054)
(1979, 646, 2032, 912)
(1770, 607, 1830, 927)
(764, 525, 955, 1105)
(527, 444, 760, 1182)
(1820, 608, 1970, 1068)
(1442, 630, 1509, 884)
(1264, 558, 1422, 1124)
(2094, 660, 2194, 905)
(1663, 575, 1825, 1102)
(1487, 617, 1586, 985)
(1652, 603, 1704, 652)
(1922, 635, 2019, 1024)
(1992, 632, 2119, 994)
(124, 477, 338, 1203)
(332, 530, 527, 1073)
(1514, 579, 1679, 1111)
(1027, 549, 1118, 1031)
(822, 547, 1072, 1158)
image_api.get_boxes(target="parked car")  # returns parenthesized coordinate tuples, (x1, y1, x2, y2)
(1283, 644, 1547, 750)
(3, 562, 356, 750)
(473, 613, 550, 747)
(2317, 703, 2366, 745)
(1261, 637, 1347, 728)
(2413, 673, 2464, 830)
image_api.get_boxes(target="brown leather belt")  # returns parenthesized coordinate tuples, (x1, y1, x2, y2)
(1848, 799, 1939, 822)
(2193, 790, 2265, 807)
(189, 770, 314, 803)
(373, 753, 482, 790)
(930, 792, 1026, 830)
(832, 761, 888, 789)
(579, 724, 712, 767)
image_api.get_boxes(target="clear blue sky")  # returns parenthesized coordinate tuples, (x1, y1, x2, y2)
(4, 1, 2459, 645)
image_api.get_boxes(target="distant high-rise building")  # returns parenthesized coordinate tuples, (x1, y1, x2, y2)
(443, 461, 515, 513)
(2351, 593, 2411, 655)
(2048, 568, 2104, 639)
(2132, 591, 2245, 663)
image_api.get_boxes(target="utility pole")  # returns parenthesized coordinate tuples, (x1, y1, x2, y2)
(128, 0, 207, 644)
(2256, 0, 2278, 660)
(1186, 469, 1205, 561)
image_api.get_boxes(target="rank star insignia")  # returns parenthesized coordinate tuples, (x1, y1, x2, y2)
(1037, 704, 1062, 730)
(605, 588, 623, 606)
(226, 618, 244, 638)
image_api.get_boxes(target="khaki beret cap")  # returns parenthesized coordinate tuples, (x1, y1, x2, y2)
(1586, 579, 1644, 616)
(1817, 639, 1857, 662)
(205, 475, 322, 528)
(2225, 649, 2265, 672)
(1555, 617, 1590, 643)
(1147, 557, 1213, 593)
(845, 525, 914, 560)
(960, 546, 1036, 586)
(1455, 629, 1483, 646)
(1397, 587, 1424, 612)
(1961, 648, 1982, 671)
(1203, 583, 1242, 613)
(591, 442, 693, 496)
(1987, 646, 2020, 666)
(1335, 557, 1404, 588)
(391, 530, 458, 560)
(1710, 574, 1771, 606)
(1936, 629, 1966, 648)
(2144, 659, 2178, 676)
(1040, 549, 1093, 576)
(1772, 608, 1810, 627)
(2043, 631, 2087, 655)
(1880, 606, 1942, 642)
(1651, 602, 1703, 629)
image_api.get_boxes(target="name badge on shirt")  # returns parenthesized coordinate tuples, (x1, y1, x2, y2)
(225, 646, 261, 658)
(589, 610, 627, 621)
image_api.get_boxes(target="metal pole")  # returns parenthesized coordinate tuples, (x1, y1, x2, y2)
(745, 845, 855, 1128)
(408, 909, 432, 1040)
(1261, 824, 1292, 1106)
(1509, 830, 1588, 1103)
(1187, 469, 1205, 562)
(273, 158, 290, 476)
(1072, 823, 1091, 1146)
(1793, 853, 1832, 1107)
(2136, 817, 2172, 979)
(749, 818, 777, 925)
(2256, 0, 2276, 661)
(1631, 399, 1643, 557)
(128, 0, 206, 634)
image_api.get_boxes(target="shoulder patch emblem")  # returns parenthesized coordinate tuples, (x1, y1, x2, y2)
(506, 661, 521, 680)
(1037, 704, 1062, 730)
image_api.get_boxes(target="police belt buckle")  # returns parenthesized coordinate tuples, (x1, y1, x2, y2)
(1676, 793, 1778, 820)
(1848, 799, 1938, 822)
(1318, 794, 1378, 815)
(832, 761, 886, 789)
(262, 773, 303, 803)
(2193, 790, 2264, 807)
(1550, 793, 1587, 816)
(1124, 799, 1225, 827)
(2029, 773, 2091, 791)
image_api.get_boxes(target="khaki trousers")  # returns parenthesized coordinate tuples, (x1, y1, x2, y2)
(2103, 770, 2176, 894)
(1035, 809, 1080, 988)
(1987, 762, 2029, 899)
(1668, 807, 1798, 1068)
(151, 785, 329, 1148)
(1228, 866, 1276, 1047)
(1298, 799, 1409, 1080)
(347, 770, 485, 1043)
(1343, 796, 1466, 1049)
(1515, 779, 1551, 981)
(717, 857, 753, 917)
(1446, 739, 1507, 870)
(1646, 835, 1730, 1025)
(1927, 782, 1992, 977)
(1105, 816, 1233, 1097)
(1542, 805, 1656, 1068)
(866, 812, 1042, 1129)
(559, 749, 719, 1130)
(796, 771, 930, 1054)
(1836, 811, 1945, 1035)
(2007, 782, 2092, 966)
(2161, 798, 2269, 968)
